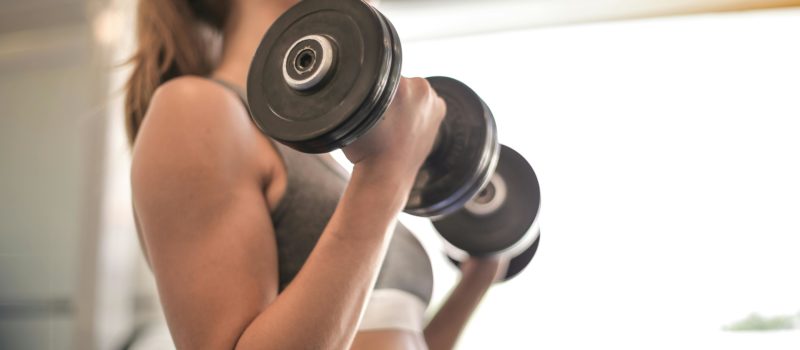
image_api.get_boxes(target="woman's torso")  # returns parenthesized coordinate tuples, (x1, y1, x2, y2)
(132, 77, 435, 349)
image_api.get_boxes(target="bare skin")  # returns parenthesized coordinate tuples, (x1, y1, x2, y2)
(132, 0, 504, 349)
(425, 258, 505, 350)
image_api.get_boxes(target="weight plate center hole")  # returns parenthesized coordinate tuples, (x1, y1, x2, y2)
(282, 35, 335, 91)
(474, 183, 496, 204)
(294, 48, 317, 74)
(464, 174, 508, 216)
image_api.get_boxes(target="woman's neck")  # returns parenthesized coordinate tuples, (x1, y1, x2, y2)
(213, 0, 297, 89)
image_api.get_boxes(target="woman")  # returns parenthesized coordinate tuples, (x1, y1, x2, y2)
(127, 0, 503, 349)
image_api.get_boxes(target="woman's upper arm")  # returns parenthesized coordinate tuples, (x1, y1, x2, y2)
(131, 77, 279, 349)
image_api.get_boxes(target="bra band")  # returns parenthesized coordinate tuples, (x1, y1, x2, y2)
(358, 288, 428, 333)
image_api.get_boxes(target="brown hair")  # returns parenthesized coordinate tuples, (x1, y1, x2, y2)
(124, 0, 231, 145)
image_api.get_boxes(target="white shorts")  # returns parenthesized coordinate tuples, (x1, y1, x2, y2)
(358, 288, 427, 334)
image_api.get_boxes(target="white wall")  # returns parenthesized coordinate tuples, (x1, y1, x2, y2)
(396, 8, 800, 350)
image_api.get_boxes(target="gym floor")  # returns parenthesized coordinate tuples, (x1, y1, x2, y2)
(2, 1, 800, 349)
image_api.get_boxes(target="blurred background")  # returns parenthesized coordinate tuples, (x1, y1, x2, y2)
(2, 0, 800, 349)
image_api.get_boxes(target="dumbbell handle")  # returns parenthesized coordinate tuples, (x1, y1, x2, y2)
(403, 77, 500, 218)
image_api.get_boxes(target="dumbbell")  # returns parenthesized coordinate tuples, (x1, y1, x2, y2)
(247, 0, 499, 218)
(246, 0, 541, 279)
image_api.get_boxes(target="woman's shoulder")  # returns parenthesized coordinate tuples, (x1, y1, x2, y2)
(135, 75, 257, 149)
(148, 75, 246, 127)
(131, 75, 274, 186)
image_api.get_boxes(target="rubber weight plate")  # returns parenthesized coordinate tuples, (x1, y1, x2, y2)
(405, 77, 500, 217)
(503, 233, 540, 280)
(448, 232, 540, 282)
(247, 0, 402, 153)
(433, 145, 540, 256)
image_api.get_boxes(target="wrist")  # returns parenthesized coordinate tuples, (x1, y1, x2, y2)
(353, 159, 417, 191)
(460, 270, 496, 291)
(459, 258, 503, 288)
(348, 161, 416, 213)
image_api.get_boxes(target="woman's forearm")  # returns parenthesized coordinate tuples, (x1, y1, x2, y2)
(424, 262, 497, 350)
(235, 163, 416, 350)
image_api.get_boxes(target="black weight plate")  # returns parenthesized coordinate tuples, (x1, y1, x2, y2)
(342, 9, 402, 150)
(405, 77, 499, 217)
(447, 232, 540, 282)
(247, 0, 400, 153)
(320, 8, 402, 153)
(503, 233, 539, 280)
(432, 145, 540, 255)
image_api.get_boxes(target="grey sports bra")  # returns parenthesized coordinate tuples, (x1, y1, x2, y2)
(212, 78, 434, 304)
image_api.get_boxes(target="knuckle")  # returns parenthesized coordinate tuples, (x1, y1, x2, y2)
(411, 77, 431, 94)
(417, 77, 432, 90)
(394, 78, 411, 101)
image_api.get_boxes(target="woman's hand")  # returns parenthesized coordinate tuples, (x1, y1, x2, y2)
(460, 256, 510, 286)
(423, 255, 508, 350)
(343, 77, 446, 178)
